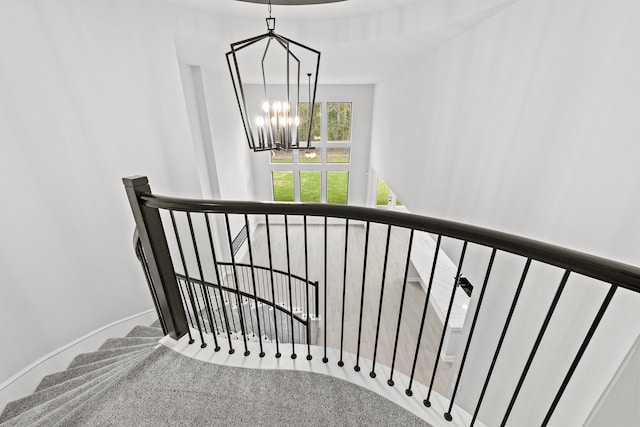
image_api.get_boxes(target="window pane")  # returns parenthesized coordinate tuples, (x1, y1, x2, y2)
(298, 103, 321, 142)
(299, 148, 321, 163)
(272, 171, 294, 202)
(271, 150, 293, 164)
(327, 171, 349, 204)
(327, 147, 350, 163)
(328, 102, 352, 141)
(376, 177, 403, 206)
(376, 177, 390, 206)
(300, 171, 321, 202)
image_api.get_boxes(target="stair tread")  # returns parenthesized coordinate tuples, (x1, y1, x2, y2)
(0, 350, 151, 425)
(126, 325, 164, 338)
(0, 350, 151, 423)
(98, 336, 160, 351)
(50, 346, 163, 427)
(35, 348, 150, 393)
(67, 343, 158, 370)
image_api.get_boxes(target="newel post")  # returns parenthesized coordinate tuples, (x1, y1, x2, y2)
(123, 175, 188, 340)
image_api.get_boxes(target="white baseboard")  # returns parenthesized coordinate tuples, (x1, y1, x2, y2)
(0, 309, 159, 414)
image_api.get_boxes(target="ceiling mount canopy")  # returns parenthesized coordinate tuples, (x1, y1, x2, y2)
(226, 0, 321, 152)
(236, 0, 347, 5)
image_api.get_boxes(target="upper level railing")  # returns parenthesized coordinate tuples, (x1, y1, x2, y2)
(124, 175, 640, 427)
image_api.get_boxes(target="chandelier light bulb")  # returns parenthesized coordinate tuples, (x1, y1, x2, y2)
(225, 1, 320, 152)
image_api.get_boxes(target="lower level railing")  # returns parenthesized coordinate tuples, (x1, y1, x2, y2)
(125, 175, 640, 426)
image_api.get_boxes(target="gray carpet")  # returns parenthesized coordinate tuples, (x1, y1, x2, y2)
(1, 324, 428, 426)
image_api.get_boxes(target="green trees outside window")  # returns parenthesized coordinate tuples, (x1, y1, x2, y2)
(328, 102, 351, 141)
(298, 103, 321, 142)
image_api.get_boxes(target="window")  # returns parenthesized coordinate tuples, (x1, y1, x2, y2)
(271, 150, 293, 164)
(299, 147, 321, 164)
(327, 172, 349, 204)
(298, 103, 321, 142)
(327, 102, 352, 142)
(270, 100, 354, 204)
(300, 171, 321, 202)
(272, 171, 295, 202)
(327, 147, 350, 163)
(376, 177, 402, 206)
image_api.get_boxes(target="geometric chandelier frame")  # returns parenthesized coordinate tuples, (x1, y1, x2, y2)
(226, 3, 320, 152)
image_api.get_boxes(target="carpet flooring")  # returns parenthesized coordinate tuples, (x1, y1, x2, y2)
(1, 324, 429, 426)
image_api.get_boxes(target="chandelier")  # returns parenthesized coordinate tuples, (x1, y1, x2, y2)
(226, 1, 321, 152)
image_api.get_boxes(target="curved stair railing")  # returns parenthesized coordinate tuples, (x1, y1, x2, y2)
(124, 175, 640, 426)
(175, 267, 319, 346)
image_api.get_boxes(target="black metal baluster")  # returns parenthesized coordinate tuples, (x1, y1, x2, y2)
(501, 270, 571, 425)
(338, 218, 350, 367)
(203, 216, 227, 338)
(354, 221, 371, 372)
(278, 272, 282, 307)
(284, 215, 297, 359)
(228, 285, 238, 335)
(265, 215, 281, 358)
(323, 216, 328, 363)
(304, 216, 312, 360)
(209, 287, 220, 335)
(207, 285, 222, 335)
(187, 213, 220, 351)
(370, 225, 393, 378)
(197, 283, 210, 334)
(242, 267, 255, 337)
(425, 240, 468, 406)
(169, 210, 207, 348)
(471, 258, 532, 426)
(245, 214, 265, 357)
(298, 309, 303, 345)
(294, 265, 299, 317)
(224, 213, 249, 356)
(406, 235, 442, 396)
(315, 280, 319, 319)
(388, 228, 415, 386)
(541, 284, 618, 427)
(137, 243, 168, 335)
(177, 278, 195, 344)
(261, 269, 271, 342)
(445, 248, 497, 421)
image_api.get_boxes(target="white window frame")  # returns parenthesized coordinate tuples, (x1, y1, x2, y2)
(270, 101, 352, 204)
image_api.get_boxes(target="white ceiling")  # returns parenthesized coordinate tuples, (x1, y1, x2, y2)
(168, 0, 518, 83)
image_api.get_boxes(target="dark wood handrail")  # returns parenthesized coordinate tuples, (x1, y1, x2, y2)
(138, 193, 640, 293)
(175, 273, 310, 325)
(216, 261, 318, 291)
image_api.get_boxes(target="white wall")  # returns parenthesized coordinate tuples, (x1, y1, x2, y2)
(0, 0, 255, 389)
(586, 334, 640, 427)
(369, 0, 640, 425)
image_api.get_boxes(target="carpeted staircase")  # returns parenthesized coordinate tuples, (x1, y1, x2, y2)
(0, 324, 164, 426)
(1, 322, 427, 426)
